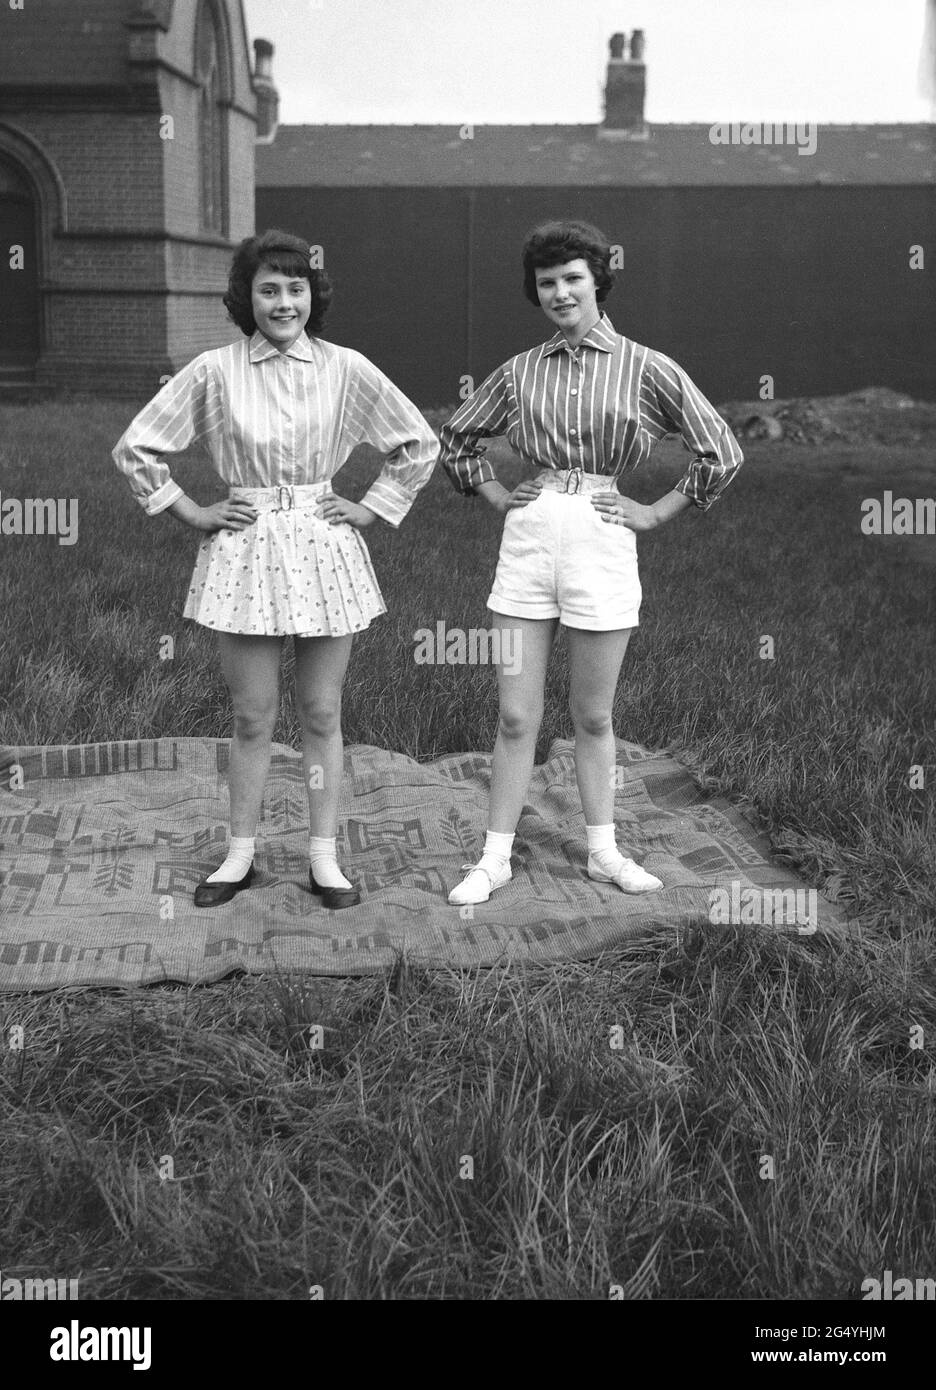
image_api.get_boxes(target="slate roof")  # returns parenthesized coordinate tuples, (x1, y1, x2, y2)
(257, 122, 935, 187)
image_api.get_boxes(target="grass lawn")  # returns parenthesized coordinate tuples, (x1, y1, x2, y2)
(0, 396, 934, 1299)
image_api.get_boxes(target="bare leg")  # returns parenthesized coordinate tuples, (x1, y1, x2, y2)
(217, 632, 283, 837)
(293, 633, 354, 838)
(448, 613, 556, 905)
(566, 625, 661, 892)
(565, 626, 633, 825)
(487, 613, 558, 833)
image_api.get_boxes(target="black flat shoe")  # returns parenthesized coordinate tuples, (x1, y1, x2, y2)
(308, 867, 360, 909)
(194, 863, 256, 907)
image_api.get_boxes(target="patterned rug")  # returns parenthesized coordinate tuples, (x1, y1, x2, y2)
(0, 738, 857, 992)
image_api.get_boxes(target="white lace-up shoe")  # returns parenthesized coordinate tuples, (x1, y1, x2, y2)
(447, 859, 512, 906)
(587, 854, 663, 894)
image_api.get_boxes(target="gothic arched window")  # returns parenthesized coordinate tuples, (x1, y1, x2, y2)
(195, 0, 227, 234)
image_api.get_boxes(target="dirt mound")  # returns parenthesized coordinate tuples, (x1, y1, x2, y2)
(717, 387, 936, 446)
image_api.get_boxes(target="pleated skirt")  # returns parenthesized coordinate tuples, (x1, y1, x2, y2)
(183, 495, 387, 638)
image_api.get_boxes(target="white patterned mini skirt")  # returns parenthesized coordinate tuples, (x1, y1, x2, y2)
(183, 482, 387, 638)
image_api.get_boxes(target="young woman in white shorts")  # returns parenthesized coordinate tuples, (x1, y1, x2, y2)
(439, 219, 744, 906)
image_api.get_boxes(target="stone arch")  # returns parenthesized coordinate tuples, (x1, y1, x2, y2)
(0, 124, 66, 377)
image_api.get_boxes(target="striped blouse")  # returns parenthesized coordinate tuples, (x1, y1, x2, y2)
(439, 313, 743, 511)
(112, 330, 438, 528)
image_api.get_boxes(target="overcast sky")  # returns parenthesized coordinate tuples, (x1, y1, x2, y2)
(242, 0, 935, 125)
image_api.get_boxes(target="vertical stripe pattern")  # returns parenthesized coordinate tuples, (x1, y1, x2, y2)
(113, 331, 438, 529)
(439, 314, 743, 511)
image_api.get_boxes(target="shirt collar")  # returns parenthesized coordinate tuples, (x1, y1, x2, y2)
(249, 329, 321, 364)
(543, 312, 618, 357)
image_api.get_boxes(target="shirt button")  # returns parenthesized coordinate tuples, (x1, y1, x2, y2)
(571, 389, 578, 396)
(570, 428, 578, 437)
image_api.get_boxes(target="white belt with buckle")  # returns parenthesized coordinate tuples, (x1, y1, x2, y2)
(228, 483, 333, 512)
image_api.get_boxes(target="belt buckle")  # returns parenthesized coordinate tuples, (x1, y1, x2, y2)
(565, 468, 582, 495)
(277, 485, 293, 512)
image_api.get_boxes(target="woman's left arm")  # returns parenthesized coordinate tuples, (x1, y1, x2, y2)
(319, 354, 438, 530)
(591, 354, 743, 533)
(646, 353, 744, 522)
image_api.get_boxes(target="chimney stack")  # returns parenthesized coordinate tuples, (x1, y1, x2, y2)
(598, 30, 647, 139)
(253, 38, 279, 144)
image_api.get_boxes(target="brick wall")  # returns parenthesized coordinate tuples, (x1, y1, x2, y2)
(227, 114, 257, 243)
(167, 293, 242, 370)
(0, 0, 127, 86)
(22, 113, 166, 232)
(37, 295, 169, 395)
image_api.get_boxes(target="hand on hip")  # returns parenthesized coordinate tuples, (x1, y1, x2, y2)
(590, 493, 656, 532)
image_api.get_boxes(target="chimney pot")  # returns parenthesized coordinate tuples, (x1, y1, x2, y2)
(254, 37, 273, 76)
(598, 29, 647, 139)
(253, 38, 279, 143)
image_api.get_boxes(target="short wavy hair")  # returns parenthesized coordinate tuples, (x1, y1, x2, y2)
(521, 220, 615, 306)
(223, 228, 333, 335)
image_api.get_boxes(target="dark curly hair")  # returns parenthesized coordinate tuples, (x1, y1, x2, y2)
(223, 228, 333, 335)
(521, 220, 615, 306)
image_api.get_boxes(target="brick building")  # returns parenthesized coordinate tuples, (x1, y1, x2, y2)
(256, 32, 936, 407)
(0, 0, 272, 393)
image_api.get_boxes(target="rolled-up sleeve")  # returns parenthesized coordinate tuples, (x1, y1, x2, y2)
(112, 357, 215, 516)
(341, 355, 438, 528)
(647, 353, 743, 512)
(439, 368, 509, 496)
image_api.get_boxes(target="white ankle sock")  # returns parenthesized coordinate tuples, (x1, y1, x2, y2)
(309, 835, 352, 890)
(585, 823, 628, 875)
(205, 836, 255, 884)
(586, 823, 617, 852)
(477, 829, 514, 875)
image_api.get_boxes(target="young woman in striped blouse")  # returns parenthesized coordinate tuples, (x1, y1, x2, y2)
(113, 229, 437, 909)
(440, 220, 743, 906)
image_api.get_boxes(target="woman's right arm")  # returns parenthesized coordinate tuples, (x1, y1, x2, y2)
(165, 493, 257, 532)
(439, 368, 509, 506)
(112, 357, 256, 533)
(440, 367, 543, 515)
(473, 478, 511, 513)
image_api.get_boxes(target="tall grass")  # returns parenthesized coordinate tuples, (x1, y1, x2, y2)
(1, 932, 933, 1299)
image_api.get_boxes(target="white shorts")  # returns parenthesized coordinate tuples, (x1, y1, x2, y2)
(487, 470, 641, 630)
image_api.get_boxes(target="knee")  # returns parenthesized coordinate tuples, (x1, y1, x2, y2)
(233, 702, 278, 742)
(570, 702, 613, 738)
(297, 697, 341, 740)
(498, 702, 542, 741)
